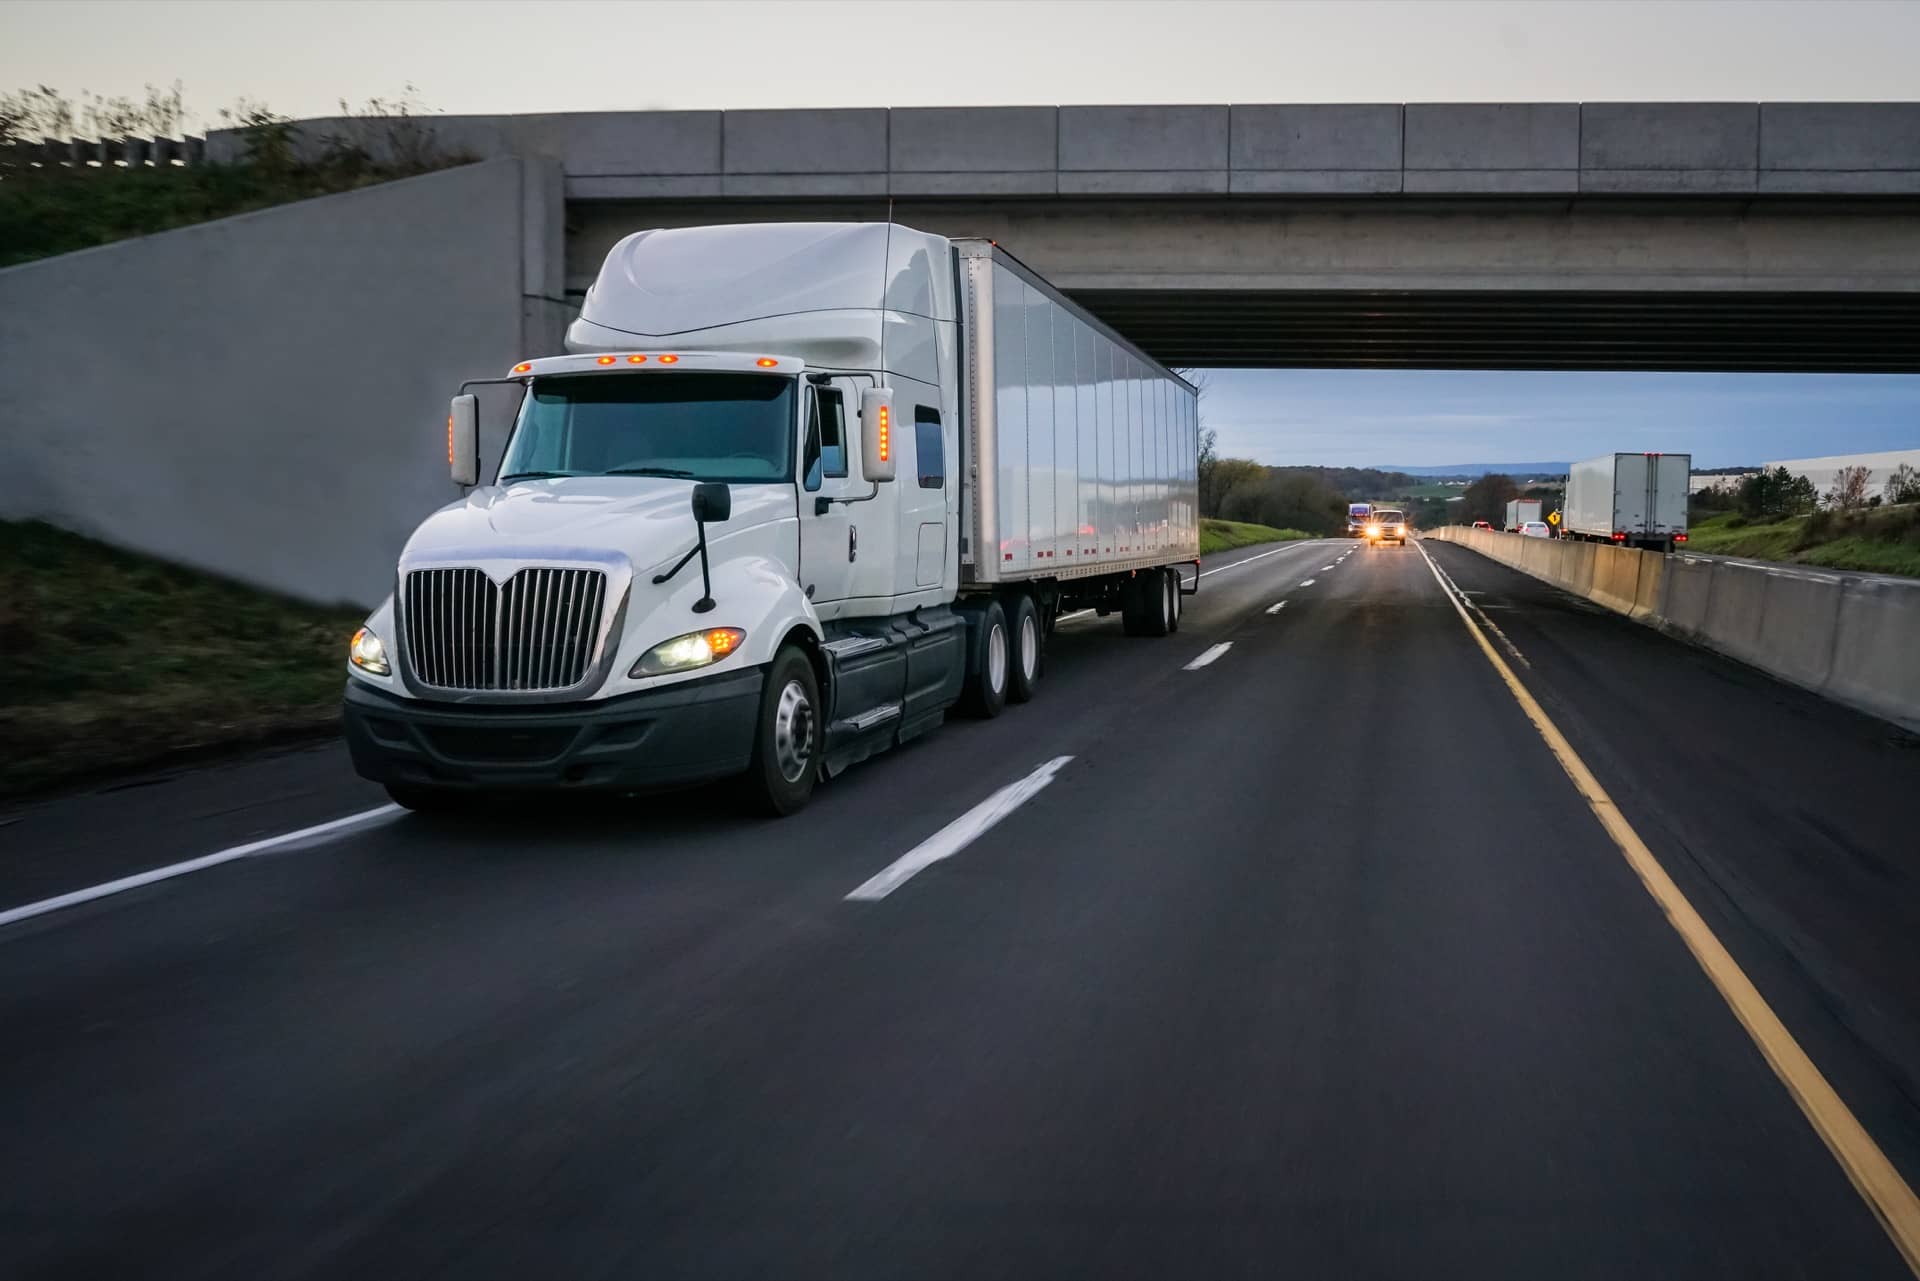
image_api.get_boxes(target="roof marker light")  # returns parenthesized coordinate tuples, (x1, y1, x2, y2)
(512, 361, 533, 374)
(756, 357, 778, 368)
(627, 354, 647, 364)
(596, 355, 616, 366)
(658, 354, 679, 365)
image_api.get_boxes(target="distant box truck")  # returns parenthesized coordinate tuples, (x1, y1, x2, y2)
(1563, 452, 1692, 552)
(1347, 502, 1373, 537)
(342, 223, 1200, 816)
(1504, 498, 1544, 532)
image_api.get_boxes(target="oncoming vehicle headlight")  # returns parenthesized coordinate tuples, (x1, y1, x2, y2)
(1365, 524, 1382, 537)
(349, 626, 390, 676)
(632, 628, 746, 677)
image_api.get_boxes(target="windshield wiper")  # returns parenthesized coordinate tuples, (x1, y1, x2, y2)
(605, 467, 696, 478)
(498, 470, 575, 481)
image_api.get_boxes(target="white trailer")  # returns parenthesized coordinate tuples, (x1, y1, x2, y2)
(1563, 452, 1692, 552)
(1503, 498, 1544, 532)
(343, 223, 1199, 815)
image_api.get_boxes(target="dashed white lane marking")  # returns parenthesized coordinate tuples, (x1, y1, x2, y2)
(1299, 578, 1316, 588)
(1184, 642, 1234, 671)
(1266, 601, 1288, 614)
(847, 757, 1074, 901)
(1321, 564, 1337, 571)
(0, 805, 404, 931)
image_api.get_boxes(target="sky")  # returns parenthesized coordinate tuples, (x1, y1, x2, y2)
(3, 0, 1916, 467)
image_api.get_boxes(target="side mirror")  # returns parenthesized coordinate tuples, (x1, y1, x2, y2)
(691, 481, 731, 524)
(860, 388, 896, 484)
(448, 394, 479, 487)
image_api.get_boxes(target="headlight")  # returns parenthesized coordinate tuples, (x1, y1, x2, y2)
(349, 626, 390, 675)
(632, 627, 746, 677)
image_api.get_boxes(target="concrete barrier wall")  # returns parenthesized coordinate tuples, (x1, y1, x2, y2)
(1425, 526, 1920, 734)
(0, 157, 568, 607)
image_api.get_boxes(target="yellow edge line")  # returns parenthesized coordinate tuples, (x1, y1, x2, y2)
(1415, 539, 1920, 1276)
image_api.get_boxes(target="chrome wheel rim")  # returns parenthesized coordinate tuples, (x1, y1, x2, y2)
(988, 622, 1008, 693)
(772, 678, 815, 783)
(1019, 614, 1038, 681)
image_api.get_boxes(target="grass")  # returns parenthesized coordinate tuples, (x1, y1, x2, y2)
(0, 520, 364, 798)
(1200, 518, 1316, 556)
(1685, 507, 1920, 578)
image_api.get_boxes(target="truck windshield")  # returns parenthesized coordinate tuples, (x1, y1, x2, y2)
(1374, 510, 1405, 523)
(498, 373, 795, 485)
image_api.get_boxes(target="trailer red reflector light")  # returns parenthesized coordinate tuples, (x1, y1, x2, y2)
(627, 354, 647, 364)
(756, 357, 778, 368)
(657, 354, 679, 364)
(596, 356, 616, 366)
(512, 362, 532, 374)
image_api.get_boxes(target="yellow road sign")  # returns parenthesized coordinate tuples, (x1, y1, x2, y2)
(1547, 510, 1561, 526)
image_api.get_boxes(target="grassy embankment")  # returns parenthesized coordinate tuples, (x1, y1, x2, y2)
(1199, 518, 1315, 556)
(1686, 507, 1920, 578)
(0, 520, 363, 798)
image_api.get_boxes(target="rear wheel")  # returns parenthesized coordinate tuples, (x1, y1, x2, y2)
(1007, 593, 1042, 704)
(1165, 569, 1182, 633)
(1124, 570, 1172, 638)
(960, 600, 1010, 718)
(746, 646, 820, 816)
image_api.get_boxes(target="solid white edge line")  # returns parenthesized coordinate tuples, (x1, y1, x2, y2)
(0, 804, 404, 930)
(1184, 642, 1233, 671)
(847, 757, 1074, 901)
(1266, 601, 1288, 614)
(1198, 539, 1323, 581)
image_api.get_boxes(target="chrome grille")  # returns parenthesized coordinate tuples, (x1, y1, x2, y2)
(403, 567, 608, 692)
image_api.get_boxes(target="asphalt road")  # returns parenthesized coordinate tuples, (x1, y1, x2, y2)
(4, 536, 1919, 1280)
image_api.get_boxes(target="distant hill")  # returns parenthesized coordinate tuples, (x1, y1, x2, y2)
(1386, 462, 1572, 478)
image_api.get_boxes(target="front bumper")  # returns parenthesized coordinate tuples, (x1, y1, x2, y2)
(343, 667, 763, 791)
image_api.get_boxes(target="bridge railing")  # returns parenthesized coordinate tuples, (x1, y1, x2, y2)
(1, 135, 207, 173)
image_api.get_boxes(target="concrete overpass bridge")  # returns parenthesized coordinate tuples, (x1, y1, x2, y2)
(231, 101, 1920, 371)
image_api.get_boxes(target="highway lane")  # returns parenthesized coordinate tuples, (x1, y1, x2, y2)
(3, 535, 1916, 1278)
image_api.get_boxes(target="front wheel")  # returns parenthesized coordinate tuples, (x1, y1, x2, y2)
(746, 646, 820, 817)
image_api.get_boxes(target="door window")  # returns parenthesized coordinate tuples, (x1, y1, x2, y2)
(915, 407, 944, 490)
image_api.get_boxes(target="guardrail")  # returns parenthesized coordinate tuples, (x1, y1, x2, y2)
(1425, 527, 1920, 735)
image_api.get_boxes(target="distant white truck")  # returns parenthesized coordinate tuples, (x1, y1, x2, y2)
(343, 222, 1200, 815)
(1503, 498, 1544, 532)
(1562, 452, 1692, 552)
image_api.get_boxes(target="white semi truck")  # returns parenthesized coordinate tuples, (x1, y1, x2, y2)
(1562, 452, 1692, 552)
(344, 222, 1200, 814)
(1503, 498, 1544, 532)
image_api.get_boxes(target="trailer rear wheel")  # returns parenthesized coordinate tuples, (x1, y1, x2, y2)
(746, 646, 820, 816)
(1007, 593, 1042, 704)
(960, 600, 1010, 718)
(1165, 570, 1182, 633)
(1123, 571, 1172, 638)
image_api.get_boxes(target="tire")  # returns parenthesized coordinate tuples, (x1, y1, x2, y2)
(960, 600, 1010, 718)
(1126, 570, 1172, 638)
(385, 783, 465, 814)
(746, 646, 820, 817)
(1007, 593, 1042, 704)
(1165, 569, 1182, 633)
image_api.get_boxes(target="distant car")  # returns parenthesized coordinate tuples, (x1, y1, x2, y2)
(1520, 520, 1551, 538)
(1472, 520, 1493, 531)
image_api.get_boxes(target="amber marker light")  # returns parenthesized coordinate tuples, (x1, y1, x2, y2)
(627, 354, 648, 364)
(657, 354, 680, 364)
(756, 357, 778, 368)
(877, 403, 891, 462)
(596, 355, 617, 366)
(511, 361, 533, 374)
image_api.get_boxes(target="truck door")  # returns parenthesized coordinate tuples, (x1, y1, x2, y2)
(798, 382, 860, 616)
